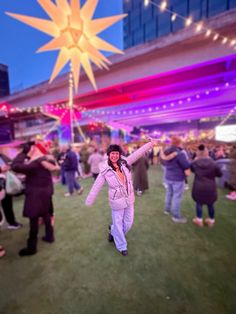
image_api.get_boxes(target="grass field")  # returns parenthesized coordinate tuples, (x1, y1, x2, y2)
(0, 166, 236, 314)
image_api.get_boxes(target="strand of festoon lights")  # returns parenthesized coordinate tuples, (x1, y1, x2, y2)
(144, 0, 236, 50)
(84, 82, 231, 118)
(218, 105, 236, 127)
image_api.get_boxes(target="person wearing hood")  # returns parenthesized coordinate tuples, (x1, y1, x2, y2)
(85, 139, 156, 256)
(191, 144, 222, 228)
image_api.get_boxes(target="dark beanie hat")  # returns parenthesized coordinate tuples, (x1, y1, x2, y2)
(198, 144, 205, 151)
(107, 144, 123, 156)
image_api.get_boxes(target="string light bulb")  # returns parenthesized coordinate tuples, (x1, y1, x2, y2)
(144, 0, 149, 7)
(213, 34, 219, 41)
(222, 37, 228, 44)
(185, 17, 192, 27)
(205, 29, 212, 37)
(171, 13, 177, 22)
(160, 1, 167, 12)
(196, 23, 203, 32)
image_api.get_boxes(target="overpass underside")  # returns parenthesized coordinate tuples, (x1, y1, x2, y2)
(1, 9, 236, 137)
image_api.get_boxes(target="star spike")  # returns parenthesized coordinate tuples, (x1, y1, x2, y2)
(81, 0, 98, 20)
(88, 14, 127, 36)
(81, 54, 97, 90)
(91, 36, 124, 54)
(37, 33, 72, 52)
(79, 36, 110, 64)
(37, 0, 66, 28)
(55, 0, 71, 14)
(49, 48, 70, 83)
(5, 12, 59, 37)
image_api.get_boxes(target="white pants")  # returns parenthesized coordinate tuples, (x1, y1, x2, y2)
(111, 205, 134, 251)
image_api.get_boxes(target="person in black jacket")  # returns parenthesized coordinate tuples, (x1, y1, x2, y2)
(191, 144, 222, 228)
(63, 145, 83, 197)
(11, 141, 59, 256)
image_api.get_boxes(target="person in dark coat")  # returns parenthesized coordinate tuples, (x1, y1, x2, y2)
(11, 141, 59, 256)
(191, 144, 222, 228)
(132, 149, 149, 196)
(63, 145, 83, 197)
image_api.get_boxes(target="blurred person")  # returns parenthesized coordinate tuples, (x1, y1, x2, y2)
(11, 141, 58, 256)
(148, 148, 154, 165)
(0, 154, 23, 230)
(88, 148, 103, 180)
(157, 147, 168, 189)
(225, 144, 236, 201)
(191, 144, 222, 227)
(160, 136, 191, 224)
(0, 185, 6, 258)
(63, 144, 83, 197)
(132, 148, 149, 196)
(57, 146, 67, 185)
(85, 139, 156, 256)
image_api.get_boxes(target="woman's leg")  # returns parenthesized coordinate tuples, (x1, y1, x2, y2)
(111, 208, 127, 252)
(193, 203, 204, 227)
(1, 194, 16, 225)
(207, 204, 215, 219)
(123, 205, 134, 235)
(205, 204, 215, 227)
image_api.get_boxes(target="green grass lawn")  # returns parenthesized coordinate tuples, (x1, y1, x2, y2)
(0, 166, 236, 314)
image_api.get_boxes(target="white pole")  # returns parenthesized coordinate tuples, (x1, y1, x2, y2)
(69, 63, 74, 143)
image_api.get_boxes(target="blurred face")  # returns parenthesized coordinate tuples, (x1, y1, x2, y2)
(109, 151, 120, 164)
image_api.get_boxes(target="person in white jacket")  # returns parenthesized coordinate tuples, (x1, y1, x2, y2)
(85, 139, 155, 256)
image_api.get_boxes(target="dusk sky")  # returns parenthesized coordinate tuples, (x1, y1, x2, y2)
(0, 0, 123, 93)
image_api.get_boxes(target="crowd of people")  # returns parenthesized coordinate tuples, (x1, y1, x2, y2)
(0, 137, 235, 258)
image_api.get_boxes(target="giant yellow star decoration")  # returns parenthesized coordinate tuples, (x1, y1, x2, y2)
(6, 0, 127, 91)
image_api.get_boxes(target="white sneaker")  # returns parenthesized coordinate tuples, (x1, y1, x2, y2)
(77, 187, 84, 195)
(172, 216, 187, 224)
(64, 193, 72, 197)
(7, 223, 23, 230)
(163, 210, 171, 215)
(136, 190, 143, 196)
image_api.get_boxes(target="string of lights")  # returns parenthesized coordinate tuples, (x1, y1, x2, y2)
(143, 0, 236, 50)
(84, 81, 232, 118)
(218, 105, 236, 126)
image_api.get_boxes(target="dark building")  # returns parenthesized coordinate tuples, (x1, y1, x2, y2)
(123, 0, 236, 49)
(0, 64, 10, 97)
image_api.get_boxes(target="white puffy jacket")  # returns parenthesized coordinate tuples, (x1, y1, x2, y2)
(85, 142, 153, 210)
